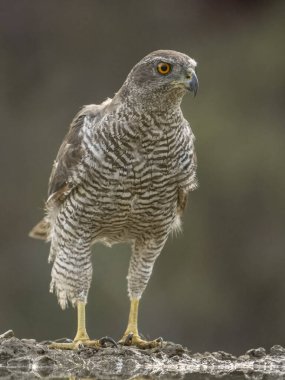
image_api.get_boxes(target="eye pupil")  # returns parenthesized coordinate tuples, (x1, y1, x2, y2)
(161, 65, 168, 72)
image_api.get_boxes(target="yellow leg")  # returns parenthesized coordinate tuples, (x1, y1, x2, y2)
(73, 301, 89, 341)
(125, 298, 139, 336)
(49, 302, 101, 350)
(119, 298, 162, 349)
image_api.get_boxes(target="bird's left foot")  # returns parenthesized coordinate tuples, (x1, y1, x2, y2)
(118, 332, 163, 349)
(49, 336, 117, 350)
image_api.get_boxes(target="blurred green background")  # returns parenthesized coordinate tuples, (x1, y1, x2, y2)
(0, 0, 284, 355)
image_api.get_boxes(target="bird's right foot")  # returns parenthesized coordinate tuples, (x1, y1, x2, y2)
(49, 336, 117, 350)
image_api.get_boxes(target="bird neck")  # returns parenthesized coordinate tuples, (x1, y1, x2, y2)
(116, 82, 186, 114)
(109, 98, 184, 141)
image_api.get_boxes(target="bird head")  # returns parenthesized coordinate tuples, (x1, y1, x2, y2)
(120, 50, 198, 108)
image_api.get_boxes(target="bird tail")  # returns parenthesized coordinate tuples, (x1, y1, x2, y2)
(29, 218, 50, 240)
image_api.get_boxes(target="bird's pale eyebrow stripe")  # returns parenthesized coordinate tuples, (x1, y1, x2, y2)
(144, 55, 197, 68)
(143, 56, 171, 63)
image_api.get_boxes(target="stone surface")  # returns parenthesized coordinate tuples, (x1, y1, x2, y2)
(0, 331, 14, 340)
(245, 347, 267, 358)
(0, 331, 285, 379)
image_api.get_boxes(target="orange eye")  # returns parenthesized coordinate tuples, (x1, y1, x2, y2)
(157, 62, 172, 75)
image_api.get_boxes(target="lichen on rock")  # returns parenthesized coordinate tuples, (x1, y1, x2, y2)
(1, 330, 285, 379)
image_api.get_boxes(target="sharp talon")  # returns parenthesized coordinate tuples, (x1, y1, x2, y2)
(156, 337, 163, 344)
(125, 332, 134, 345)
(99, 336, 118, 347)
(126, 333, 134, 345)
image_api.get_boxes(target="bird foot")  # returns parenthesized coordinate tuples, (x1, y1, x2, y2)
(49, 336, 117, 350)
(118, 332, 163, 349)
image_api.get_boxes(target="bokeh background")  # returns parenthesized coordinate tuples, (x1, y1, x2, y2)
(0, 0, 284, 355)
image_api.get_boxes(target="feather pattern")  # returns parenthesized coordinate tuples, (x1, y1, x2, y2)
(30, 50, 198, 309)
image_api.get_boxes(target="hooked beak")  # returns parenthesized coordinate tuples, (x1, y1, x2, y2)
(185, 71, 199, 96)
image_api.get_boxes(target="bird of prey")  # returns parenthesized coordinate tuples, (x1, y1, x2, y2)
(30, 50, 199, 349)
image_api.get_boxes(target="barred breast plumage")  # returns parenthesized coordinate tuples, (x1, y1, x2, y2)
(30, 50, 199, 347)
